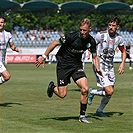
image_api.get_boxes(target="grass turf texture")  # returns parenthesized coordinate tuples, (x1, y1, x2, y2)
(0, 63, 132, 133)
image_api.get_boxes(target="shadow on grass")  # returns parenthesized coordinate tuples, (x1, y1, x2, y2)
(40, 112, 123, 122)
(41, 116, 79, 121)
(0, 102, 22, 107)
(40, 115, 102, 121)
(88, 112, 124, 118)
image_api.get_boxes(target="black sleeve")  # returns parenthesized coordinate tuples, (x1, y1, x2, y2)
(59, 32, 72, 45)
(89, 36, 97, 54)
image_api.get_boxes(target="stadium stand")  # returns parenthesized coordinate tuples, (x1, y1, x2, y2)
(12, 30, 133, 47)
(120, 31, 133, 45)
(12, 30, 61, 47)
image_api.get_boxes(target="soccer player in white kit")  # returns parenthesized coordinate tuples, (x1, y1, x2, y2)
(88, 16, 127, 117)
(0, 16, 19, 84)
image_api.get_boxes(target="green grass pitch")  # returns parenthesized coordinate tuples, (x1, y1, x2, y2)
(0, 63, 132, 133)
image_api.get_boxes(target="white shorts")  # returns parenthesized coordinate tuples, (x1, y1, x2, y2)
(92, 64, 115, 87)
(0, 62, 6, 73)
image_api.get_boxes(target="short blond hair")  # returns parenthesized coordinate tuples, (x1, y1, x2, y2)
(80, 18, 91, 27)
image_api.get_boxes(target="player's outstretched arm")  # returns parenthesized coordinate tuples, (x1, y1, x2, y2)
(10, 42, 19, 52)
(35, 40, 60, 68)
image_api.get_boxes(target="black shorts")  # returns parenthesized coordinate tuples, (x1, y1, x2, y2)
(56, 63, 87, 87)
(126, 54, 131, 59)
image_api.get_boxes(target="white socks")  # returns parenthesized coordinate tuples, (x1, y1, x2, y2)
(90, 88, 106, 96)
(90, 88, 111, 112)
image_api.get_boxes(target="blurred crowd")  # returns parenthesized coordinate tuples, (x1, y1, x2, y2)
(11, 26, 133, 47)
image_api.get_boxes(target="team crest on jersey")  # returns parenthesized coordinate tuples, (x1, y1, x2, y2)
(108, 40, 115, 46)
(86, 43, 91, 48)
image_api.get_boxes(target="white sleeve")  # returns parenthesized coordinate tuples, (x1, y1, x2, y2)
(95, 32, 102, 55)
(115, 36, 125, 50)
(96, 42, 102, 56)
(95, 32, 101, 44)
(8, 32, 12, 43)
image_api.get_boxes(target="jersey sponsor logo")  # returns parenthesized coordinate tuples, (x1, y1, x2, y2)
(109, 39, 114, 44)
(71, 49, 84, 54)
(86, 43, 91, 48)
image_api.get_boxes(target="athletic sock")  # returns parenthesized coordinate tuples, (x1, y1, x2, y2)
(90, 88, 105, 96)
(0, 76, 5, 84)
(129, 60, 132, 67)
(97, 96, 111, 112)
(80, 103, 87, 115)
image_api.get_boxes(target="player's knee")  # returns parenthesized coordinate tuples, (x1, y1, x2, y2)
(4, 74, 11, 81)
(58, 86, 67, 98)
(59, 93, 67, 98)
(106, 89, 114, 96)
(81, 87, 88, 95)
(105, 86, 114, 96)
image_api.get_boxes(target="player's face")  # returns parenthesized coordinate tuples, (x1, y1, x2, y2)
(128, 42, 131, 46)
(0, 18, 6, 31)
(108, 22, 119, 36)
(80, 24, 91, 39)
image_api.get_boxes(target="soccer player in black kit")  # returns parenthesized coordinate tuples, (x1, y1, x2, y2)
(126, 41, 132, 70)
(35, 18, 103, 123)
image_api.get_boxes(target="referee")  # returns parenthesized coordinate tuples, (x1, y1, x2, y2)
(126, 41, 132, 70)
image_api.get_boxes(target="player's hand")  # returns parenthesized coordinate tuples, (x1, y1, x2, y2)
(14, 46, 19, 52)
(35, 56, 45, 68)
(86, 54, 91, 60)
(118, 63, 125, 74)
(15, 47, 19, 52)
(86, 50, 91, 60)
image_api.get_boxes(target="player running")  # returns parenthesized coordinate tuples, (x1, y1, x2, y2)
(35, 18, 103, 123)
(88, 16, 126, 117)
(0, 16, 19, 84)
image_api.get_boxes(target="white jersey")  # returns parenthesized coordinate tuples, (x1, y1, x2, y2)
(0, 30, 12, 64)
(95, 30, 124, 70)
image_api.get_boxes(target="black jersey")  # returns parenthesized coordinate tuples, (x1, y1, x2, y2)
(56, 31, 97, 65)
(126, 45, 130, 53)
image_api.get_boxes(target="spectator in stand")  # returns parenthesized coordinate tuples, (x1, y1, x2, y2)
(14, 25, 20, 31)
(39, 32, 45, 41)
(24, 30, 37, 42)
(45, 31, 50, 39)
